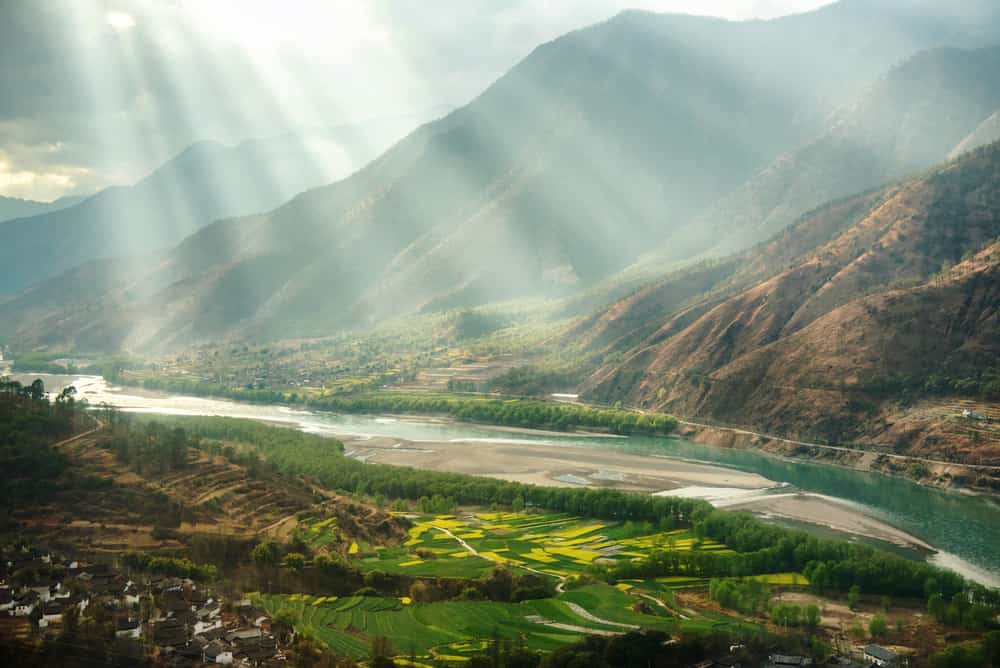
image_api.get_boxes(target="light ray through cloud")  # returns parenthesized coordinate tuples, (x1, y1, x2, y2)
(0, 0, 836, 201)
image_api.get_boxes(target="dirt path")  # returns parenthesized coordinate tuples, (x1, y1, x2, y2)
(637, 592, 689, 620)
(51, 419, 102, 449)
(563, 601, 638, 629)
(260, 514, 299, 540)
(430, 524, 569, 592)
(523, 615, 623, 636)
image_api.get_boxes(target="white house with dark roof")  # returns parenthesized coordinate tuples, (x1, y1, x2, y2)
(14, 591, 39, 616)
(39, 602, 64, 627)
(864, 645, 899, 666)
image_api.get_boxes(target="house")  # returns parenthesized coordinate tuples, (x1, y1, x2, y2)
(72, 593, 90, 613)
(115, 618, 142, 639)
(226, 627, 263, 644)
(40, 602, 64, 626)
(864, 645, 898, 666)
(151, 617, 188, 647)
(767, 656, 813, 668)
(195, 600, 221, 620)
(193, 617, 223, 636)
(710, 657, 742, 668)
(122, 581, 141, 607)
(26, 583, 55, 603)
(0, 587, 13, 612)
(14, 591, 39, 616)
(203, 639, 234, 664)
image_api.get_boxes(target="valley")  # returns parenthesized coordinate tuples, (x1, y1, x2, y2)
(29, 373, 998, 587)
(4, 375, 997, 666)
(4, 1, 1000, 665)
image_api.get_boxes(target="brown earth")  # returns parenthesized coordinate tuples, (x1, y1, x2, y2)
(10, 429, 406, 555)
(579, 143, 1000, 472)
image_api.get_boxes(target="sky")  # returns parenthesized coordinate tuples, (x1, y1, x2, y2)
(0, 0, 833, 202)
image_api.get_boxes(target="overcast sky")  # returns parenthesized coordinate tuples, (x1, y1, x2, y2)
(0, 0, 833, 202)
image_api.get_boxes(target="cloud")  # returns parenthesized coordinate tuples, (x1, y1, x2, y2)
(107, 11, 137, 30)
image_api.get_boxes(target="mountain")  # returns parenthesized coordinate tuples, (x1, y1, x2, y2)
(636, 45, 1000, 264)
(950, 110, 1000, 158)
(0, 117, 429, 295)
(6, 0, 998, 351)
(579, 142, 1000, 461)
(0, 194, 83, 224)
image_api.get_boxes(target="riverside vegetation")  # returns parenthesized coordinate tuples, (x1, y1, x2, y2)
(2, 382, 999, 664)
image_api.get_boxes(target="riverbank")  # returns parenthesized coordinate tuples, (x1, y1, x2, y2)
(51, 372, 998, 498)
(11, 372, 1000, 584)
(679, 422, 1000, 499)
(336, 431, 772, 492)
(336, 432, 940, 557)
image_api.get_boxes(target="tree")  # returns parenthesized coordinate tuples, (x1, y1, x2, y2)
(512, 494, 525, 513)
(804, 604, 820, 632)
(848, 619, 865, 641)
(61, 604, 80, 640)
(286, 633, 337, 668)
(252, 541, 282, 567)
(928, 592, 947, 621)
(29, 379, 45, 401)
(869, 614, 887, 639)
(284, 552, 305, 575)
(848, 585, 861, 610)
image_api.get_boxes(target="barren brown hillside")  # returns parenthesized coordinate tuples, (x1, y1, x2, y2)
(580, 143, 1000, 465)
(11, 428, 406, 556)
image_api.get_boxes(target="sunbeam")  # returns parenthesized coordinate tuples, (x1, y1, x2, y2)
(2, 3, 1000, 663)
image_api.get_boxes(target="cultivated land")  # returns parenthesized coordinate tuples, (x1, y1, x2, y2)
(52, 374, 951, 555)
(4, 385, 995, 666)
(259, 510, 761, 661)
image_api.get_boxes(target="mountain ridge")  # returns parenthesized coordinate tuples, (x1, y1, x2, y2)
(4, 1, 1000, 352)
(0, 117, 430, 296)
(579, 141, 1000, 461)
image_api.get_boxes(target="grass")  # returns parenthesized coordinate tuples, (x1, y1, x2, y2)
(257, 584, 681, 660)
(747, 572, 809, 586)
(258, 509, 773, 660)
(355, 512, 728, 582)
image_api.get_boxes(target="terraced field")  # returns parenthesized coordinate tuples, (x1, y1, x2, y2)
(257, 584, 677, 660)
(351, 511, 731, 581)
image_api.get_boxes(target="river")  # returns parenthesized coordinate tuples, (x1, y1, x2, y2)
(23, 373, 1000, 587)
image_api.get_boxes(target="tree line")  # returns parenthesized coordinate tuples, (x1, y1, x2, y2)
(132, 375, 679, 435)
(136, 414, 985, 604)
(306, 392, 679, 436)
(0, 377, 82, 516)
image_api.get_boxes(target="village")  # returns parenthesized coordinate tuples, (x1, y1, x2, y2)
(1, 546, 286, 666)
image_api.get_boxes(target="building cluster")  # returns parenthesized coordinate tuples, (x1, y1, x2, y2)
(1, 547, 286, 666)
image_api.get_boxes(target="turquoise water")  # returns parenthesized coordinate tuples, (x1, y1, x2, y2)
(64, 375, 1000, 583)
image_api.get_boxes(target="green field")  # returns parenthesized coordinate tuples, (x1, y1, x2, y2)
(352, 511, 730, 581)
(257, 582, 758, 662)
(257, 584, 678, 661)
(270, 511, 761, 661)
